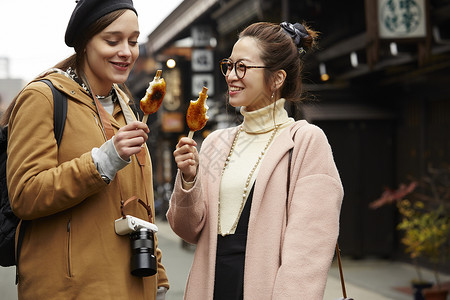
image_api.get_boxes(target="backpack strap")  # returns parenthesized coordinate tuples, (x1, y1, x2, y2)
(40, 79, 67, 146)
(15, 79, 67, 284)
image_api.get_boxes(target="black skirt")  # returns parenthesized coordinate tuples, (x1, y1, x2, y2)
(213, 185, 254, 300)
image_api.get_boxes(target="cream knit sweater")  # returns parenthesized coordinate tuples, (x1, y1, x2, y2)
(219, 99, 294, 234)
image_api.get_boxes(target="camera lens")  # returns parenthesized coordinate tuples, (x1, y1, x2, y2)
(130, 228, 157, 277)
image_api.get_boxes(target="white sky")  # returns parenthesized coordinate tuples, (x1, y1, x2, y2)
(0, 0, 183, 82)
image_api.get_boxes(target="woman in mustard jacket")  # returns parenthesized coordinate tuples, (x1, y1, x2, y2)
(169, 22, 343, 299)
(3, 0, 168, 299)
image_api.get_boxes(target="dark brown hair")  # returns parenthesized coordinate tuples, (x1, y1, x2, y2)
(1, 9, 131, 126)
(239, 22, 318, 103)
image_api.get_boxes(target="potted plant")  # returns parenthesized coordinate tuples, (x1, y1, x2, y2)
(370, 165, 450, 300)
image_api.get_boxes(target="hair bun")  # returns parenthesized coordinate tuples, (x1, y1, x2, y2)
(280, 22, 309, 50)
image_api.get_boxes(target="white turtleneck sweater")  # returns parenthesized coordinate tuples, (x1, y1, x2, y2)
(218, 98, 294, 235)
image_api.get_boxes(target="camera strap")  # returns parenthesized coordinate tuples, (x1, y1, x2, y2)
(82, 73, 152, 223)
(135, 149, 152, 223)
(80, 72, 115, 141)
(120, 196, 153, 222)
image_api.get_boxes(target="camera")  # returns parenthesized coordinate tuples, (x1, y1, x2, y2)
(115, 215, 159, 277)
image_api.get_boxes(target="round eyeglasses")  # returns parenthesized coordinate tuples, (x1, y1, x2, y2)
(219, 59, 269, 79)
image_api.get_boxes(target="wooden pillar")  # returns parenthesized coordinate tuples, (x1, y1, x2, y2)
(417, 0, 431, 66)
(365, 0, 379, 70)
(281, 0, 289, 21)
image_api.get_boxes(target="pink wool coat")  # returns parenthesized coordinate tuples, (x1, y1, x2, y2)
(167, 120, 343, 299)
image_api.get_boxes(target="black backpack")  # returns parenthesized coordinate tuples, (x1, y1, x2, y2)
(0, 79, 67, 267)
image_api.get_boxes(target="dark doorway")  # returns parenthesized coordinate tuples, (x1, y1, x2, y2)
(315, 119, 397, 258)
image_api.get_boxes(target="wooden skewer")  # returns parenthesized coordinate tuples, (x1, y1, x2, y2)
(142, 114, 149, 124)
(188, 131, 194, 139)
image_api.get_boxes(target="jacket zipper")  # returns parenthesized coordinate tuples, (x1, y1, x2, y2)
(92, 112, 108, 142)
(92, 113, 97, 124)
(66, 219, 72, 277)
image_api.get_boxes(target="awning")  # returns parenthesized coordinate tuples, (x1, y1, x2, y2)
(211, 0, 262, 35)
(145, 0, 218, 54)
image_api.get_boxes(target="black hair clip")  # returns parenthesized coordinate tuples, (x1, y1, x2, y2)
(280, 22, 309, 46)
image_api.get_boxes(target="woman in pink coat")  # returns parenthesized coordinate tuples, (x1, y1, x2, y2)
(168, 21, 343, 299)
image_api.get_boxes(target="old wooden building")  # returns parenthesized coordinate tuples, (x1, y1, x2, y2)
(128, 0, 450, 264)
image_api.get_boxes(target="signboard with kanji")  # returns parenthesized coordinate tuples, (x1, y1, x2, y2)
(378, 0, 427, 39)
(192, 74, 214, 97)
(191, 25, 213, 47)
(192, 49, 214, 72)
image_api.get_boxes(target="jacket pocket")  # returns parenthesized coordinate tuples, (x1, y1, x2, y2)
(65, 219, 72, 277)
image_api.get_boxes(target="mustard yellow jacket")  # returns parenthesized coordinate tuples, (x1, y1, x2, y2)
(7, 72, 169, 299)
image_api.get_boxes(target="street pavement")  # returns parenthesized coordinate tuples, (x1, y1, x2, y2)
(1, 219, 449, 299)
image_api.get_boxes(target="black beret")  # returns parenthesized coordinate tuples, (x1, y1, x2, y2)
(65, 0, 137, 47)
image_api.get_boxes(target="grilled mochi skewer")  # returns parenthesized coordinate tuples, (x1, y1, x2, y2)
(186, 86, 209, 139)
(140, 69, 166, 124)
